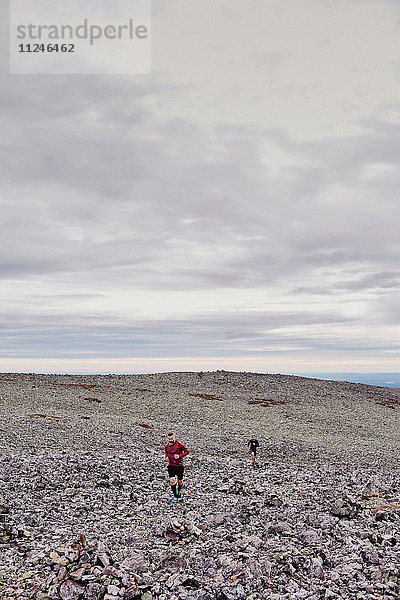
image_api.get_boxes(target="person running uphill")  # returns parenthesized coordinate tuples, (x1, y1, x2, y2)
(248, 435, 260, 467)
(165, 432, 189, 501)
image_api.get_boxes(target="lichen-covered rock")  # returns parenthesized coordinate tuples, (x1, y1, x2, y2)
(330, 497, 359, 519)
(59, 580, 85, 599)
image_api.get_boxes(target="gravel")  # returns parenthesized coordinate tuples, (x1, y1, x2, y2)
(0, 370, 399, 600)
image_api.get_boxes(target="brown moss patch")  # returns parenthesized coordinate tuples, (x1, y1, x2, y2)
(367, 497, 400, 514)
(247, 399, 285, 407)
(137, 423, 154, 429)
(27, 414, 61, 420)
(134, 387, 151, 392)
(57, 383, 101, 391)
(83, 397, 102, 403)
(371, 504, 400, 514)
(81, 416, 91, 420)
(188, 393, 222, 401)
(375, 398, 400, 409)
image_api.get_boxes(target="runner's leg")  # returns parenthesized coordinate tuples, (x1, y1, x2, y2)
(170, 476, 178, 496)
(177, 466, 184, 497)
(168, 466, 178, 497)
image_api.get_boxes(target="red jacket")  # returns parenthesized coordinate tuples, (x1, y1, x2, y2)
(165, 440, 189, 466)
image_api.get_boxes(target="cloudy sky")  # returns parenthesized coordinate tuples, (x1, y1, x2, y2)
(1, 0, 400, 374)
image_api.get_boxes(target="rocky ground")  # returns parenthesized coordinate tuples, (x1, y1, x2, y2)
(0, 370, 399, 600)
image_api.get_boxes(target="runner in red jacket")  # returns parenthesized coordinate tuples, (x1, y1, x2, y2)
(165, 432, 189, 501)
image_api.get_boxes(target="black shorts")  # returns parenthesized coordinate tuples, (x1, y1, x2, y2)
(250, 448, 257, 455)
(168, 465, 184, 479)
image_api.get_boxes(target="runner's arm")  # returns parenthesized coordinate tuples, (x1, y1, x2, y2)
(178, 442, 189, 458)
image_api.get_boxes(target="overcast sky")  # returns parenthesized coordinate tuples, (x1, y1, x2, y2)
(1, 0, 400, 374)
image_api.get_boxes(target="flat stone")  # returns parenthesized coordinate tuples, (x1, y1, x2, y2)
(108, 584, 120, 595)
(59, 580, 85, 600)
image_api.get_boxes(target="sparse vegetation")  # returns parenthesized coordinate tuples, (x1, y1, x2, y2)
(375, 398, 400, 409)
(247, 399, 285, 406)
(188, 392, 222, 401)
(27, 414, 61, 420)
(57, 383, 101, 391)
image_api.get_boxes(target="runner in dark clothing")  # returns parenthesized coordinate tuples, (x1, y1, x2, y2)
(248, 435, 260, 467)
(165, 432, 189, 501)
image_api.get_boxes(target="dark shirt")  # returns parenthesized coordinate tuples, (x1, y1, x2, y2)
(248, 439, 260, 452)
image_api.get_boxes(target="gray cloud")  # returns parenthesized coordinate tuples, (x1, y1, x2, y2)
(250, 51, 287, 68)
(336, 271, 400, 291)
(1, 0, 400, 368)
(1, 75, 399, 310)
(0, 308, 360, 359)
